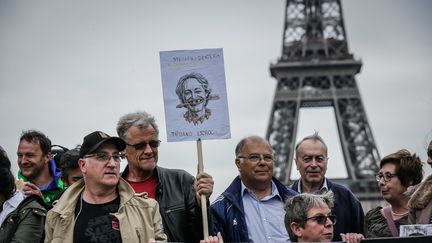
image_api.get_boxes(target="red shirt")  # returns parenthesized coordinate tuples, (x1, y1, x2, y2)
(126, 174, 157, 198)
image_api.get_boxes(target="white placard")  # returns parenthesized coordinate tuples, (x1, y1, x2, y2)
(160, 48, 231, 142)
(400, 224, 432, 237)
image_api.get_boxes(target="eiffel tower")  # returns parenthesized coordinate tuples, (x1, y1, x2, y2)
(266, 0, 381, 207)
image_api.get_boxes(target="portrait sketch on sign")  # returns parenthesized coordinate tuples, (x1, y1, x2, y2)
(175, 72, 219, 125)
(160, 48, 231, 142)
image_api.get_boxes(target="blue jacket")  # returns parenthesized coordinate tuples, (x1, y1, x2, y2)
(291, 179, 365, 241)
(210, 176, 298, 242)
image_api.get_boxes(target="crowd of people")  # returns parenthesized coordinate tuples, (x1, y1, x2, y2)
(0, 110, 431, 243)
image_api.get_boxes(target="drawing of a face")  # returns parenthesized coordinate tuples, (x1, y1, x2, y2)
(175, 72, 219, 125)
(183, 77, 206, 113)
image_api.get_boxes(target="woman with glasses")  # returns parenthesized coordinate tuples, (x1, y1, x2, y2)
(365, 149, 423, 237)
(408, 140, 432, 224)
(284, 191, 363, 242)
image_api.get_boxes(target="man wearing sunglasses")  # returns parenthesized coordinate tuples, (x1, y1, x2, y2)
(291, 133, 365, 241)
(45, 131, 166, 243)
(117, 111, 214, 243)
(284, 191, 363, 242)
(210, 136, 298, 242)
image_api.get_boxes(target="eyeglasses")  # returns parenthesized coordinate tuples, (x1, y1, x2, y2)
(300, 155, 328, 163)
(306, 215, 336, 225)
(84, 153, 122, 163)
(427, 150, 432, 159)
(375, 172, 398, 182)
(237, 153, 275, 162)
(126, 140, 161, 150)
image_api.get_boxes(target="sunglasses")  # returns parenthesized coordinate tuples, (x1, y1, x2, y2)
(126, 140, 161, 150)
(306, 214, 336, 225)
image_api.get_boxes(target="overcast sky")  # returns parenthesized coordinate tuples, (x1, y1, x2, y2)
(1, 0, 431, 201)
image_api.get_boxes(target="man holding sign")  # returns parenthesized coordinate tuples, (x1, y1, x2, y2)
(117, 111, 214, 243)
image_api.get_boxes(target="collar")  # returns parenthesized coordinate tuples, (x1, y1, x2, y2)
(240, 180, 282, 200)
(18, 159, 62, 185)
(53, 178, 134, 215)
(121, 165, 158, 181)
(298, 178, 329, 194)
(184, 108, 211, 125)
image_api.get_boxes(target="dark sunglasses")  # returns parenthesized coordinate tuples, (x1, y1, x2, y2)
(126, 140, 161, 150)
(306, 215, 336, 225)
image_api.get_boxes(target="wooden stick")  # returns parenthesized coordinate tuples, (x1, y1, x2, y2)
(196, 138, 209, 239)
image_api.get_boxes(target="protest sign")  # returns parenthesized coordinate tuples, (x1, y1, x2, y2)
(400, 224, 432, 237)
(160, 48, 231, 142)
(160, 48, 231, 238)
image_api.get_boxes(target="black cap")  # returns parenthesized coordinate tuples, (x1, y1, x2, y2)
(79, 131, 126, 158)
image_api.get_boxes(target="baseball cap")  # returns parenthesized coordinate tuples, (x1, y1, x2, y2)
(79, 131, 126, 158)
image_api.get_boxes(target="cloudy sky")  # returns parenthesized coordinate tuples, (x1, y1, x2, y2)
(1, 0, 431, 200)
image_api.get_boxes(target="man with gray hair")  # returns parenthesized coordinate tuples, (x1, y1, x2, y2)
(284, 191, 363, 242)
(210, 135, 297, 242)
(117, 111, 214, 243)
(290, 132, 364, 241)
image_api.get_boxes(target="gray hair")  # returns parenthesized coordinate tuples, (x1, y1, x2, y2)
(235, 136, 273, 157)
(116, 111, 159, 141)
(295, 132, 328, 158)
(284, 191, 334, 242)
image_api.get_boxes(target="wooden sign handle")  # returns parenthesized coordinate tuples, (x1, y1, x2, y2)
(196, 138, 209, 239)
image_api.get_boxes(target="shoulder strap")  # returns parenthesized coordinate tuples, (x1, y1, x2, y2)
(383, 206, 399, 237)
(4, 195, 48, 243)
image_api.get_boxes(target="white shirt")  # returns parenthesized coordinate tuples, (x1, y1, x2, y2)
(0, 190, 25, 225)
(297, 178, 329, 194)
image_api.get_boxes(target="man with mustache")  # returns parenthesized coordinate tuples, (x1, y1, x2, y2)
(210, 136, 297, 242)
(290, 132, 365, 241)
(117, 111, 214, 243)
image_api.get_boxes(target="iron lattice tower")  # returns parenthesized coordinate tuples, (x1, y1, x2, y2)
(267, 0, 381, 201)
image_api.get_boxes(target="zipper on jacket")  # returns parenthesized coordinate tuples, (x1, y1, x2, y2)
(165, 205, 183, 214)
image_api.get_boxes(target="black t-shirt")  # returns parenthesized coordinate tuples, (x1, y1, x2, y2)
(73, 195, 122, 243)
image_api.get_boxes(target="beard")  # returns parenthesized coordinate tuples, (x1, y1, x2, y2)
(22, 159, 47, 181)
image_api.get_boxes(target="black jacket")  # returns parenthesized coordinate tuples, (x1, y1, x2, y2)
(122, 165, 205, 243)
